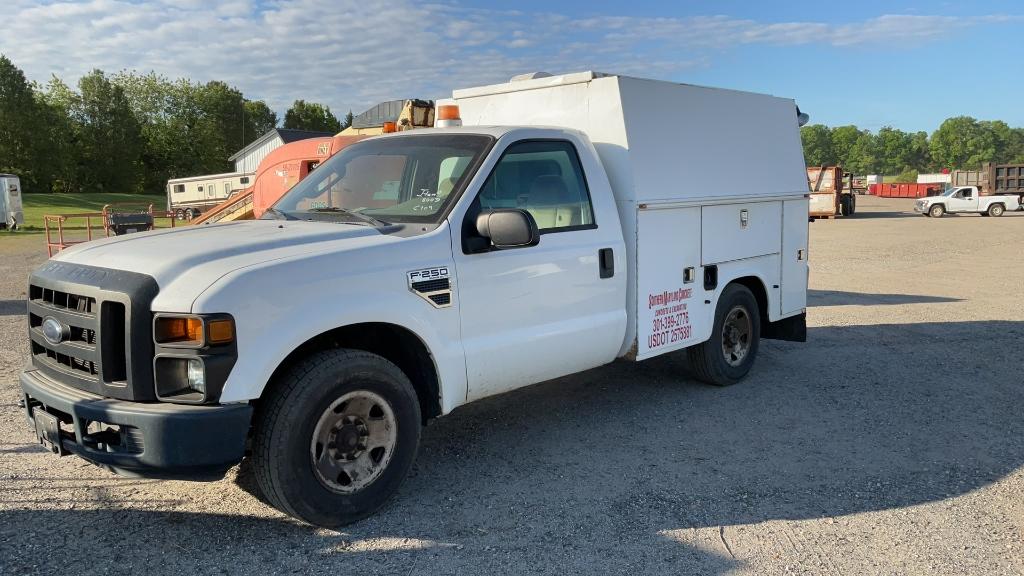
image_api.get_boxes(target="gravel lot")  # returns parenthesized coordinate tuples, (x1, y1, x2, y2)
(1, 197, 1022, 575)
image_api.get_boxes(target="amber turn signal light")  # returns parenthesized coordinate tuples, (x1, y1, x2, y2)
(154, 316, 204, 346)
(206, 318, 235, 344)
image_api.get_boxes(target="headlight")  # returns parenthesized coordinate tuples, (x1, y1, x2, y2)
(186, 358, 206, 394)
(154, 356, 207, 400)
(152, 313, 236, 404)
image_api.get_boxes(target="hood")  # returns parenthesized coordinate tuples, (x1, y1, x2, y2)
(54, 219, 400, 310)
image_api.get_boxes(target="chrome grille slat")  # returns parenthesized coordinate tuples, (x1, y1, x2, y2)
(28, 284, 103, 383)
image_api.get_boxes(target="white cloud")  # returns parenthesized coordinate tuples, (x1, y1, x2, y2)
(0, 2, 1018, 117)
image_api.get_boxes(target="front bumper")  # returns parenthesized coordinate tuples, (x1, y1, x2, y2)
(913, 202, 928, 213)
(20, 368, 252, 480)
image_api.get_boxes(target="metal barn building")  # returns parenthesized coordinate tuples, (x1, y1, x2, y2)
(228, 128, 334, 173)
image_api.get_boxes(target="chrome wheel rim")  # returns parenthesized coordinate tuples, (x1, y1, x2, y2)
(310, 390, 397, 494)
(721, 305, 752, 367)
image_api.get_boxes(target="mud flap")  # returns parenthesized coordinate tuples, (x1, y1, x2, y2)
(762, 312, 806, 342)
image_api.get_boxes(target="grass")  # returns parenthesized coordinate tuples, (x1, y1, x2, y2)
(12, 192, 174, 232)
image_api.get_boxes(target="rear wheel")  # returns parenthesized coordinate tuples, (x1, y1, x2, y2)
(848, 194, 857, 215)
(185, 208, 197, 221)
(988, 203, 1005, 217)
(251, 349, 421, 528)
(839, 196, 851, 216)
(929, 204, 945, 218)
(687, 284, 761, 386)
(174, 208, 185, 221)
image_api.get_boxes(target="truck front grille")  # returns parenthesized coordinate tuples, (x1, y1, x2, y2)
(26, 261, 158, 401)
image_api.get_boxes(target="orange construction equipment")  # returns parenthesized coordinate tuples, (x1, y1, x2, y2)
(193, 134, 367, 225)
(191, 98, 436, 226)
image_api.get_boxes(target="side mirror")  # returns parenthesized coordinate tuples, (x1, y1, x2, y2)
(475, 209, 539, 249)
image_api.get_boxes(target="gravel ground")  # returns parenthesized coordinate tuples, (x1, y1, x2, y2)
(1, 198, 1022, 575)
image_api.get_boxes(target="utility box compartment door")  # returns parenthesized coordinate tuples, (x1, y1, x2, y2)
(700, 201, 782, 265)
(781, 198, 809, 315)
(635, 207, 707, 360)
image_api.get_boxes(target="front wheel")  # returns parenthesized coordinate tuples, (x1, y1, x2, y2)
(988, 203, 1005, 217)
(929, 204, 945, 218)
(251, 349, 422, 528)
(687, 284, 761, 386)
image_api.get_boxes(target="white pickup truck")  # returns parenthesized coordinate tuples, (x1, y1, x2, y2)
(20, 72, 810, 527)
(914, 186, 1022, 217)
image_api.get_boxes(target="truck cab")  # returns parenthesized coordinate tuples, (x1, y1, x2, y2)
(20, 72, 809, 528)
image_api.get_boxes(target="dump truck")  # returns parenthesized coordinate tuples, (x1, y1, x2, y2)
(20, 71, 809, 527)
(951, 163, 1024, 207)
(807, 166, 856, 217)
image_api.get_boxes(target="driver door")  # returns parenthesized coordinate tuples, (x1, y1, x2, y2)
(452, 138, 626, 402)
(947, 188, 972, 212)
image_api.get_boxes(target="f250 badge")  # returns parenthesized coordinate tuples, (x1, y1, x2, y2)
(407, 267, 453, 308)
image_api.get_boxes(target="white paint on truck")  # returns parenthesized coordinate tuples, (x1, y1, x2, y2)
(21, 71, 810, 527)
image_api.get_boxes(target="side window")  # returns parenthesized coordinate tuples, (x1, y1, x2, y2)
(173, 184, 185, 193)
(477, 140, 595, 232)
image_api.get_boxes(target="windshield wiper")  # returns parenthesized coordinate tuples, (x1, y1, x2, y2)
(304, 207, 390, 227)
(263, 207, 297, 220)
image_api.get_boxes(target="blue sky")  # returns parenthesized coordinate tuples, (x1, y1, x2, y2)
(3, 0, 1021, 133)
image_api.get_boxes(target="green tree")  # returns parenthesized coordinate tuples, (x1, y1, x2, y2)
(36, 76, 80, 192)
(284, 99, 341, 132)
(845, 132, 879, 174)
(829, 125, 862, 168)
(908, 131, 932, 172)
(829, 125, 878, 173)
(800, 124, 834, 167)
(245, 100, 278, 139)
(342, 109, 354, 130)
(73, 70, 144, 193)
(0, 55, 59, 193)
(929, 116, 997, 170)
(1005, 128, 1024, 163)
(875, 127, 915, 174)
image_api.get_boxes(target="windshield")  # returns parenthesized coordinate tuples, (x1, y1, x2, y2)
(270, 133, 493, 224)
(942, 187, 959, 196)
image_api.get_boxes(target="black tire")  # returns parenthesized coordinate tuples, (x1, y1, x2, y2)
(929, 204, 945, 218)
(174, 208, 185, 221)
(686, 284, 761, 386)
(839, 196, 850, 216)
(251, 349, 421, 528)
(185, 208, 197, 221)
(988, 203, 1005, 217)
(848, 194, 857, 215)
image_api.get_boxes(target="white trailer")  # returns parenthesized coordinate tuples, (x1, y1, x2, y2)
(0, 174, 24, 229)
(166, 172, 253, 220)
(21, 71, 809, 527)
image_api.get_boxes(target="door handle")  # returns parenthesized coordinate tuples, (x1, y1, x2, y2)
(599, 248, 614, 279)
